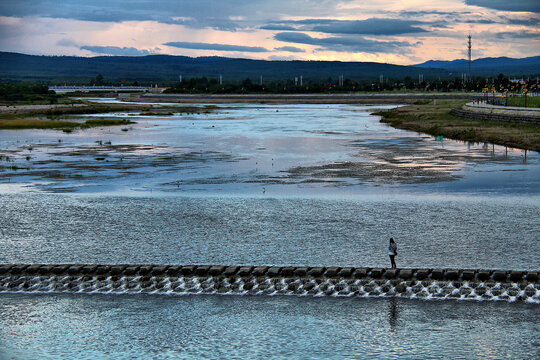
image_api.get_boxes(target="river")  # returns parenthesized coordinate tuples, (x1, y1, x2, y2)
(0, 101, 538, 358)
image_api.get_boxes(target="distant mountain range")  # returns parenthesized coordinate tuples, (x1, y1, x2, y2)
(415, 56, 540, 76)
(0, 52, 538, 84)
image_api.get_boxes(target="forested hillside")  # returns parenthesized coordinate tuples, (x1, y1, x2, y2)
(0, 52, 446, 84)
(1, 52, 537, 85)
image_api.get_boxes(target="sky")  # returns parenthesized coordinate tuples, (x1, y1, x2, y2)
(0, 0, 538, 65)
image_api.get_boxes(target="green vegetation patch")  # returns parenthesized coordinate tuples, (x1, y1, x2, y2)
(0, 83, 66, 105)
(0, 119, 79, 130)
(0, 118, 135, 130)
(139, 111, 174, 116)
(139, 105, 220, 115)
(503, 95, 540, 108)
(81, 119, 134, 128)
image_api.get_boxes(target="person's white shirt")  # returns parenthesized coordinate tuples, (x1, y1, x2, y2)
(388, 242, 397, 255)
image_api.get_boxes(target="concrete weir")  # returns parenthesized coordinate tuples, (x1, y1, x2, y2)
(0, 264, 539, 303)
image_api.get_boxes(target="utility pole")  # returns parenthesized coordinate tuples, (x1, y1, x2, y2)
(467, 34, 472, 82)
(300, 76, 303, 86)
(219, 75, 222, 85)
(260, 75, 263, 86)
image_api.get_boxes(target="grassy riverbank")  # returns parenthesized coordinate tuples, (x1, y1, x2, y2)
(504, 96, 540, 108)
(0, 102, 150, 116)
(376, 100, 540, 152)
(0, 118, 134, 131)
(0, 102, 222, 130)
(0, 102, 146, 131)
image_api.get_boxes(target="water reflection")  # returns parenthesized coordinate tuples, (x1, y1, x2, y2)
(387, 298, 400, 333)
(1, 294, 538, 359)
(0, 103, 538, 195)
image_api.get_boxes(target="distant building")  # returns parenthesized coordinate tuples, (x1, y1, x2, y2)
(509, 78, 526, 84)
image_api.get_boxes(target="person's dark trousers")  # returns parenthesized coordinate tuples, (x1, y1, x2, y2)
(389, 255, 396, 268)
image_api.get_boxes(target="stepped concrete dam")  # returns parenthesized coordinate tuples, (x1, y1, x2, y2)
(1, 264, 539, 303)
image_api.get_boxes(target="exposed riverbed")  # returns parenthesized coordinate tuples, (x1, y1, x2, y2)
(1, 102, 538, 195)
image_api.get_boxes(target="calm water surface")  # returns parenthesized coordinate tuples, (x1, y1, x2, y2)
(0, 102, 539, 358)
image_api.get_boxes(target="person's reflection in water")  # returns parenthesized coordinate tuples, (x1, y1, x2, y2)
(387, 297, 400, 332)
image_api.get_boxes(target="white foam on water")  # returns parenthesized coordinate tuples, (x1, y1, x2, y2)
(0, 275, 539, 304)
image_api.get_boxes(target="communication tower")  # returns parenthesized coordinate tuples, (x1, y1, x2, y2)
(467, 34, 472, 82)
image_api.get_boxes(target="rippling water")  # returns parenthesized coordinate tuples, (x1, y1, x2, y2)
(1, 294, 539, 359)
(0, 193, 539, 270)
(1, 102, 539, 358)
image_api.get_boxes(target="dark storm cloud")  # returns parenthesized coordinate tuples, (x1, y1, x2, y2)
(495, 31, 540, 38)
(164, 42, 269, 52)
(80, 46, 152, 56)
(277, 19, 336, 25)
(312, 19, 427, 35)
(465, 0, 540, 13)
(463, 19, 498, 24)
(400, 9, 539, 28)
(504, 16, 540, 25)
(260, 24, 297, 31)
(274, 46, 305, 52)
(400, 10, 470, 16)
(0, 0, 343, 30)
(263, 18, 427, 35)
(273, 32, 414, 53)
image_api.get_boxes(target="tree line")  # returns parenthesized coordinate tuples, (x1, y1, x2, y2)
(164, 73, 538, 94)
(0, 83, 61, 104)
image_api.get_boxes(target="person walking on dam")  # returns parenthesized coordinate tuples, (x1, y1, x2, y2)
(388, 238, 397, 269)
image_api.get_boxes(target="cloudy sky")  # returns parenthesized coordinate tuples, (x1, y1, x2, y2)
(0, 0, 538, 64)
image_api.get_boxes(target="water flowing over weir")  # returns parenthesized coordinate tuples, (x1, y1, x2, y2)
(1, 264, 539, 303)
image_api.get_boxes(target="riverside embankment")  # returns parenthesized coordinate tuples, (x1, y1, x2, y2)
(123, 92, 480, 104)
(377, 99, 540, 151)
(453, 102, 540, 125)
(1, 264, 539, 303)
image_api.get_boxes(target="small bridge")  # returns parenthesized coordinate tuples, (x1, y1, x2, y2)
(49, 85, 165, 94)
